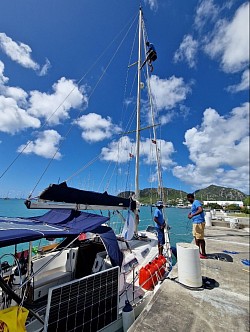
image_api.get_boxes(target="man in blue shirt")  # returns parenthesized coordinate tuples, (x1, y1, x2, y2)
(187, 193, 207, 259)
(154, 200, 165, 255)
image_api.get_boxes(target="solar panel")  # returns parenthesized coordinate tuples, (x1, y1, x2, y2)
(44, 267, 119, 332)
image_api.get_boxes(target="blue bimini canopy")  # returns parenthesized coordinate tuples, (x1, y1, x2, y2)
(0, 209, 123, 267)
(94, 226, 123, 267)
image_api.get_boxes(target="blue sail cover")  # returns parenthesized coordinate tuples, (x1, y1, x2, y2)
(0, 209, 123, 267)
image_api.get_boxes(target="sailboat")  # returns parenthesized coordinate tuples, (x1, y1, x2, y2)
(3, 192, 10, 200)
(0, 7, 172, 332)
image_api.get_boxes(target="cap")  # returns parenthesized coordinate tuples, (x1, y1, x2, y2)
(156, 200, 163, 207)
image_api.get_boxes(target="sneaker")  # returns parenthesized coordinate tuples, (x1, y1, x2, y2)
(200, 254, 208, 259)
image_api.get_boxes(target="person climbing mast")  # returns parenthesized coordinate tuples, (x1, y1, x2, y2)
(141, 41, 157, 72)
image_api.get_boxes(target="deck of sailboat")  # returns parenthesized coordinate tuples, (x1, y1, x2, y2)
(121, 231, 157, 249)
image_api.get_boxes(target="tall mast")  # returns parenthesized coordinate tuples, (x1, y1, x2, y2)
(141, 17, 163, 201)
(135, 7, 142, 199)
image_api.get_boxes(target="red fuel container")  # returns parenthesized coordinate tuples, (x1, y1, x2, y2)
(139, 264, 153, 290)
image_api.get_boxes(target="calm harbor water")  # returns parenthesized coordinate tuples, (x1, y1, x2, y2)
(0, 199, 193, 259)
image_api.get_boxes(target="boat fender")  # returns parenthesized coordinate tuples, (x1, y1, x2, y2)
(122, 300, 135, 332)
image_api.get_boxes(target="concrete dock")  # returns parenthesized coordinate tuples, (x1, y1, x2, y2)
(129, 226, 250, 332)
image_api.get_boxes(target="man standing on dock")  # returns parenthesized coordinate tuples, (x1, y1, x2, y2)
(187, 193, 207, 259)
(154, 201, 165, 255)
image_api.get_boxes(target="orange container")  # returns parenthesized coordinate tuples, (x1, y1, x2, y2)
(158, 255, 167, 277)
(139, 264, 153, 290)
(153, 257, 164, 278)
(148, 261, 158, 286)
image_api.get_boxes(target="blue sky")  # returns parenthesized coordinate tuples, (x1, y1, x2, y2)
(0, 0, 249, 199)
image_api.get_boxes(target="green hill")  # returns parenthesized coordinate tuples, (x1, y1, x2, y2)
(118, 184, 247, 205)
(194, 185, 246, 201)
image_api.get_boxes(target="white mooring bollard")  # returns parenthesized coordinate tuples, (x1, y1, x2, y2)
(205, 211, 212, 227)
(177, 243, 202, 288)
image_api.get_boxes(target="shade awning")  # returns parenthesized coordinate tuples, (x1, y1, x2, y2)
(0, 209, 123, 267)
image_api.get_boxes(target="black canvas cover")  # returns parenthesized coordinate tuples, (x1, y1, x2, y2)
(39, 182, 130, 208)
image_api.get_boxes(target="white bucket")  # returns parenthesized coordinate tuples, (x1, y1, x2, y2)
(230, 218, 239, 229)
(177, 243, 202, 288)
(205, 211, 212, 227)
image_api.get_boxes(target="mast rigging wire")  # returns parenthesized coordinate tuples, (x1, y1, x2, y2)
(27, 13, 139, 198)
(104, 162, 118, 193)
(141, 15, 172, 262)
(120, 21, 139, 128)
(0, 11, 138, 184)
(98, 161, 112, 192)
(142, 19, 164, 200)
(65, 154, 101, 183)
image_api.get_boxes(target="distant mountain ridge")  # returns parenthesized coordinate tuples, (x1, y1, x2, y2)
(118, 185, 247, 204)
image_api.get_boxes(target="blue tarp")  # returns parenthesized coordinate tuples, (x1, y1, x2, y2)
(0, 209, 123, 267)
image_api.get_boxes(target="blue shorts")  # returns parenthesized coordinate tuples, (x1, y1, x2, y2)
(157, 228, 165, 245)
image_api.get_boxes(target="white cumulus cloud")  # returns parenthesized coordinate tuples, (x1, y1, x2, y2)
(140, 138, 175, 169)
(39, 58, 51, 76)
(17, 130, 62, 159)
(27, 77, 88, 125)
(173, 103, 250, 193)
(159, 112, 175, 125)
(204, 2, 249, 73)
(0, 95, 40, 134)
(0, 32, 40, 71)
(227, 69, 249, 93)
(0, 61, 8, 84)
(101, 136, 175, 170)
(101, 136, 134, 163)
(0, 61, 40, 134)
(174, 35, 198, 68)
(0, 61, 88, 135)
(144, 0, 158, 11)
(75, 113, 121, 143)
(3, 86, 28, 104)
(194, 0, 219, 31)
(149, 75, 191, 111)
